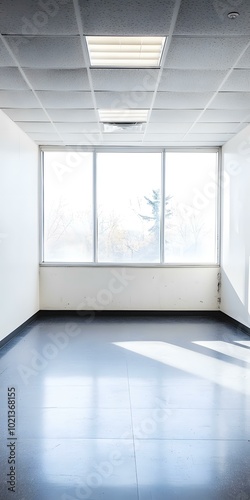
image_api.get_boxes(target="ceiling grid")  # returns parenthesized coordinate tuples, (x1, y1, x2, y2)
(0, 0, 249, 147)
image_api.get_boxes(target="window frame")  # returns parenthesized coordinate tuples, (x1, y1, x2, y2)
(40, 146, 220, 268)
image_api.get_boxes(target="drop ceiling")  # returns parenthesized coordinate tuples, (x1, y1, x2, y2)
(0, 0, 250, 147)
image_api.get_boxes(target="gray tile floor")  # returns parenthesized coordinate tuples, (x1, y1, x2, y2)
(0, 313, 250, 499)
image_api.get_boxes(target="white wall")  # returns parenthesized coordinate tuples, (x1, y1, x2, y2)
(0, 110, 39, 341)
(221, 124, 250, 328)
(40, 266, 219, 311)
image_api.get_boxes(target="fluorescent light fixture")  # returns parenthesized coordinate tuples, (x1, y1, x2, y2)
(99, 109, 148, 122)
(86, 36, 166, 68)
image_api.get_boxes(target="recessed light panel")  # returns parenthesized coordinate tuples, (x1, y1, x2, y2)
(86, 36, 166, 68)
(99, 109, 148, 122)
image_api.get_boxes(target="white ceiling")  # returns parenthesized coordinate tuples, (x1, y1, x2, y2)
(0, 0, 250, 147)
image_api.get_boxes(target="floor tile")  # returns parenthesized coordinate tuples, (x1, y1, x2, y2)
(129, 383, 250, 409)
(0, 438, 138, 500)
(1, 313, 250, 499)
(135, 439, 250, 499)
(131, 408, 250, 440)
(0, 407, 133, 439)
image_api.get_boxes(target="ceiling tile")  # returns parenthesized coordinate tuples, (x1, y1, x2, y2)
(34, 140, 64, 145)
(24, 69, 90, 91)
(62, 134, 101, 145)
(47, 109, 97, 122)
(191, 122, 241, 134)
(165, 37, 248, 70)
(91, 69, 160, 91)
(145, 140, 224, 146)
(0, 39, 16, 66)
(186, 133, 234, 142)
(102, 133, 144, 141)
(4, 36, 84, 69)
(2, 108, 48, 121)
(158, 69, 226, 92)
(147, 122, 191, 133)
(0, 67, 28, 89)
(150, 110, 201, 122)
(0, 0, 78, 35)
(154, 92, 212, 109)
(27, 132, 62, 141)
(145, 133, 185, 141)
(236, 45, 250, 68)
(79, 0, 176, 35)
(221, 69, 250, 91)
(0, 90, 38, 107)
(175, 0, 250, 35)
(210, 92, 250, 109)
(55, 122, 100, 133)
(95, 91, 153, 108)
(16, 121, 55, 133)
(199, 109, 250, 122)
(37, 91, 93, 108)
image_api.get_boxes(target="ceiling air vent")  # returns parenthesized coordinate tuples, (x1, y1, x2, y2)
(99, 110, 148, 132)
(102, 122, 146, 132)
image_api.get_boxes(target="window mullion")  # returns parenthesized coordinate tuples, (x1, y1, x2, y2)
(93, 151, 98, 263)
(40, 149, 44, 263)
(160, 150, 166, 264)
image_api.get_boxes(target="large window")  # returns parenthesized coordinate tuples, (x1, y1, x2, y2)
(97, 152, 161, 263)
(164, 153, 218, 264)
(43, 152, 93, 262)
(42, 150, 218, 265)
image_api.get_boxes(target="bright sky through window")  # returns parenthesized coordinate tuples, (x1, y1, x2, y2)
(43, 150, 218, 264)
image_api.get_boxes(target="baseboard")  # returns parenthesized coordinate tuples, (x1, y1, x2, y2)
(1, 310, 249, 350)
(218, 311, 250, 336)
(0, 311, 40, 349)
(38, 309, 221, 318)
